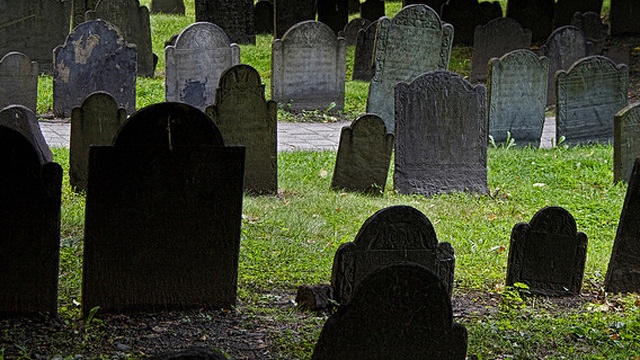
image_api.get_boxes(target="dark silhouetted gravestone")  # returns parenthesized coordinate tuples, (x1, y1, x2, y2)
(0, 125, 62, 318)
(614, 103, 640, 183)
(206, 65, 277, 194)
(352, 20, 378, 82)
(571, 12, 607, 54)
(338, 18, 370, 46)
(402, 0, 446, 14)
(441, 0, 502, 45)
(82, 102, 244, 316)
(360, 0, 384, 22)
(316, 263, 467, 360)
(0, 105, 53, 164)
(506, 206, 587, 296)
(553, 0, 603, 28)
(332, 205, 455, 304)
(195, 0, 255, 44)
(487, 50, 548, 147)
(318, 0, 349, 35)
(0, 52, 38, 112)
(330, 114, 394, 194)
(166, 22, 241, 111)
(150, 0, 185, 14)
(367, 5, 453, 133)
(556, 56, 628, 146)
(506, 0, 554, 41)
(53, 20, 136, 118)
(274, 0, 316, 39)
(394, 71, 488, 197)
(272, 21, 346, 111)
(72, 0, 99, 28)
(254, 0, 274, 34)
(609, 0, 640, 36)
(70, 92, 127, 192)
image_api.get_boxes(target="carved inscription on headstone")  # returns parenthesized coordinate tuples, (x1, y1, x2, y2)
(274, 0, 316, 39)
(506, 0, 554, 41)
(352, 20, 378, 82)
(195, 0, 255, 44)
(615, 104, 640, 183)
(0, 52, 38, 112)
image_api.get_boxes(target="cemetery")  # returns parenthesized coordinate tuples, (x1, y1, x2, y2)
(3, 0, 640, 358)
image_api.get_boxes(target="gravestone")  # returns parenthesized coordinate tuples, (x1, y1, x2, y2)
(166, 22, 241, 111)
(330, 114, 394, 194)
(0, 52, 38, 112)
(206, 65, 278, 194)
(271, 21, 346, 111)
(0, 125, 62, 318)
(470, 17, 532, 84)
(506, 0, 554, 41)
(150, 0, 185, 14)
(614, 103, 640, 183)
(348, 0, 360, 13)
(339, 18, 370, 46)
(553, 0, 603, 28)
(351, 20, 378, 82)
(70, 92, 128, 192)
(402, 0, 447, 14)
(441, 0, 502, 45)
(506, 206, 587, 296)
(487, 50, 548, 147)
(274, 0, 317, 39)
(609, 0, 640, 35)
(53, 20, 137, 118)
(315, 264, 467, 360)
(194, 0, 255, 44)
(332, 205, 455, 304)
(0, 105, 53, 164)
(72, 0, 99, 28)
(366, 5, 453, 133)
(556, 56, 628, 146)
(254, 0, 274, 34)
(82, 102, 244, 315)
(571, 12, 607, 54)
(360, 0, 385, 22)
(394, 71, 488, 196)
(318, 0, 349, 35)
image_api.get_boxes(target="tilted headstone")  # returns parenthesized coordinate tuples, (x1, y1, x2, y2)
(166, 22, 241, 111)
(366, 5, 453, 133)
(556, 56, 629, 146)
(316, 263, 467, 360)
(194, 0, 255, 45)
(351, 20, 378, 82)
(553, 0, 603, 28)
(330, 114, 394, 194)
(441, 0, 502, 45)
(73, 0, 99, 28)
(487, 50, 548, 147)
(274, 0, 317, 39)
(271, 21, 346, 111)
(82, 102, 244, 315)
(318, 0, 349, 35)
(394, 71, 488, 197)
(150, 0, 185, 14)
(53, 20, 137, 118)
(254, 0, 274, 34)
(609, 0, 640, 36)
(571, 12, 607, 54)
(506, 0, 554, 41)
(332, 205, 455, 304)
(614, 103, 640, 183)
(338, 18, 370, 46)
(506, 206, 587, 296)
(0, 52, 38, 112)
(402, 0, 446, 14)
(360, 0, 385, 22)
(206, 65, 277, 194)
(0, 105, 53, 164)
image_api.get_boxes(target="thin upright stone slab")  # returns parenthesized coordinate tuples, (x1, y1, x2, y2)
(556, 56, 629, 146)
(150, 0, 185, 14)
(317, 0, 349, 35)
(366, 5, 453, 133)
(339, 18, 370, 46)
(506, 0, 554, 41)
(610, 0, 640, 35)
(394, 71, 488, 197)
(571, 12, 607, 54)
(254, 0, 274, 34)
(441, 0, 502, 45)
(195, 0, 255, 44)
(615, 104, 640, 183)
(0, 105, 53, 164)
(166, 22, 241, 111)
(360, 0, 384, 22)
(0, 52, 38, 112)
(506, 206, 588, 296)
(553, 0, 603, 28)
(352, 20, 378, 82)
(274, 0, 316, 39)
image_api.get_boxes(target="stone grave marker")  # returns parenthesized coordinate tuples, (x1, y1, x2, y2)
(351, 20, 378, 82)
(271, 21, 346, 111)
(254, 0, 274, 34)
(338, 18, 370, 46)
(614, 103, 640, 183)
(571, 12, 608, 54)
(556, 56, 628, 146)
(366, 4, 453, 133)
(506, 0, 554, 41)
(274, 0, 317, 39)
(360, 0, 384, 22)
(0, 105, 53, 164)
(330, 114, 394, 194)
(195, 0, 255, 44)
(553, 0, 603, 28)
(402, 0, 446, 14)
(394, 71, 488, 196)
(166, 22, 241, 111)
(0, 52, 38, 112)
(441, 0, 502, 46)
(73, 0, 100, 28)
(506, 206, 587, 296)
(610, 0, 640, 36)
(150, 0, 185, 14)
(318, 0, 349, 35)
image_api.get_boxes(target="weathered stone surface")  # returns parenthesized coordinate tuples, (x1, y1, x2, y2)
(402, 0, 446, 14)
(506, 0, 554, 41)
(441, 0, 502, 45)
(195, 0, 255, 44)
(274, 0, 316, 39)
(351, 20, 378, 82)
(0, 105, 53, 164)
(506, 206, 588, 296)
(316, 263, 467, 360)
(72, 0, 100, 28)
(487, 50, 548, 147)
(53, 20, 137, 118)
(556, 56, 628, 145)
(360, 0, 384, 22)
(553, 0, 603, 28)
(610, 0, 640, 35)
(318, 0, 349, 35)
(571, 12, 607, 54)
(150, 0, 185, 14)
(271, 21, 346, 111)
(366, 5, 453, 133)
(254, 0, 274, 34)
(338, 18, 370, 46)
(394, 71, 488, 196)
(166, 22, 241, 111)
(614, 103, 640, 183)
(0, 52, 38, 112)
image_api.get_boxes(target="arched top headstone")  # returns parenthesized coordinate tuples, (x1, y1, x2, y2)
(280, 20, 341, 45)
(0, 52, 39, 111)
(0, 105, 53, 164)
(173, 22, 235, 50)
(216, 64, 265, 102)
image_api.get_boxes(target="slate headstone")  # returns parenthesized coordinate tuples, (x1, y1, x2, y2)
(609, 0, 640, 36)
(506, 0, 554, 41)
(150, 0, 186, 14)
(194, 0, 256, 44)
(402, 0, 447, 14)
(274, 0, 317, 39)
(254, 0, 274, 34)
(441, 0, 502, 46)
(553, 0, 603, 28)
(338, 18, 370, 46)
(614, 103, 640, 183)
(360, 0, 385, 22)
(73, 0, 100, 28)
(0, 52, 38, 112)
(570, 12, 608, 54)
(0, 105, 53, 164)
(318, 0, 349, 35)
(351, 20, 378, 82)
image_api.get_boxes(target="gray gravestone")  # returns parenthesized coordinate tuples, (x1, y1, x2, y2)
(206, 65, 278, 194)
(271, 21, 346, 111)
(339, 18, 370, 46)
(331, 205, 455, 304)
(316, 264, 467, 360)
(0, 105, 53, 164)
(487, 50, 548, 147)
(553, 0, 603, 28)
(506, 0, 554, 41)
(402, 0, 446, 14)
(254, 0, 274, 34)
(82, 102, 244, 316)
(166, 22, 241, 111)
(360, 0, 384, 22)
(366, 5, 453, 133)
(318, 0, 349, 35)
(0, 52, 38, 112)
(70, 92, 128, 192)
(556, 56, 629, 146)
(352, 20, 378, 82)
(195, 0, 255, 45)
(274, 0, 317, 39)
(394, 71, 488, 196)
(72, 0, 99, 27)
(53, 20, 136, 118)
(571, 12, 607, 54)
(441, 0, 502, 46)
(609, 0, 640, 36)
(506, 206, 588, 296)
(330, 114, 394, 194)
(150, 0, 185, 14)
(614, 103, 640, 183)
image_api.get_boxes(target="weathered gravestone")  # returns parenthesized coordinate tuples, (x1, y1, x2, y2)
(394, 71, 488, 197)
(571, 12, 608, 54)
(506, 0, 554, 41)
(194, 0, 255, 44)
(82, 102, 245, 315)
(150, 0, 185, 14)
(72, 0, 99, 28)
(318, 0, 349, 35)
(487, 50, 548, 147)
(441, 0, 503, 45)
(609, 0, 640, 36)
(0, 125, 62, 318)
(315, 263, 467, 360)
(402, 0, 447, 14)
(506, 206, 587, 296)
(166, 22, 241, 111)
(351, 20, 378, 82)
(0, 105, 53, 163)
(53, 20, 137, 118)
(254, 0, 274, 34)
(206, 65, 278, 194)
(0, 52, 38, 112)
(366, 5, 453, 133)
(274, 0, 317, 39)
(360, 0, 384, 22)
(553, 0, 603, 28)
(556, 56, 628, 146)
(70, 92, 127, 192)
(331, 205, 455, 304)
(614, 103, 640, 183)
(338, 18, 370, 46)
(330, 114, 394, 194)
(271, 21, 346, 111)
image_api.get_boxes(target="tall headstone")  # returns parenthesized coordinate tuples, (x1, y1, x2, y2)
(274, 0, 317, 39)
(73, 0, 100, 28)
(194, 0, 256, 44)
(609, 0, 640, 36)
(318, 0, 349, 35)
(352, 20, 378, 82)
(571, 12, 607, 54)
(506, 206, 588, 296)
(366, 5, 454, 133)
(254, 0, 274, 34)
(360, 0, 385, 22)
(506, 0, 554, 41)
(614, 103, 640, 183)
(0, 52, 38, 112)
(0, 105, 53, 164)
(339, 18, 370, 46)
(441, 0, 502, 45)
(166, 22, 241, 111)
(150, 0, 186, 14)
(402, 0, 447, 14)
(553, 0, 603, 28)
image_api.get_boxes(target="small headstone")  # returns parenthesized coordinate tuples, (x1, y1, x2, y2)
(274, 0, 317, 39)
(553, 0, 603, 28)
(194, 0, 255, 44)
(506, 0, 554, 41)
(338, 18, 370, 46)
(318, 0, 349, 35)
(73, 0, 100, 28)
(0, 105, 53, 164)
(571, 12, 608, 54)
(614, 103, 640, 183)
(351, 20, 378, 82)
(150, 0, 185, 14)
(0, 52, 38, 112)
(609, 0, 640, 36)
(402, 0, 447, 14)
(360, 0, 385, 22)
(254, 0, 274, 34)
(506, 206, 588, 296)
(441, 0, 502, 45)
